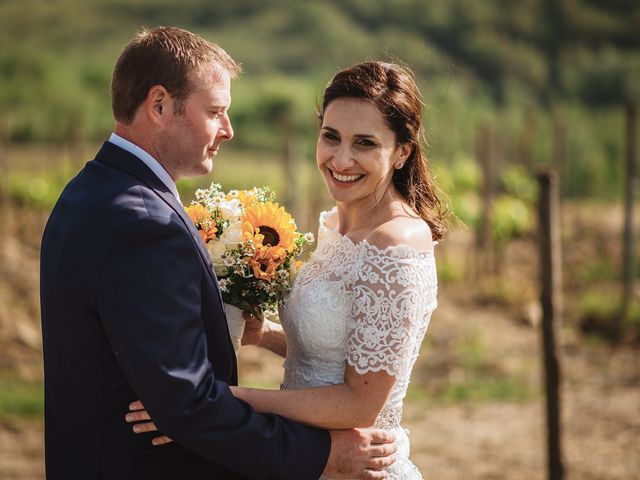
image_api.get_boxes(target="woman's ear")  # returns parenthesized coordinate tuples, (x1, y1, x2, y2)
(394, 143, 413, 169)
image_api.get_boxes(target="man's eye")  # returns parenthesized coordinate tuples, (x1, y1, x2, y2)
(210, 111, 223, 119)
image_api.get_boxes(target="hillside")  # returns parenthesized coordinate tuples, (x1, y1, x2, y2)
(1, 0, 639, 199)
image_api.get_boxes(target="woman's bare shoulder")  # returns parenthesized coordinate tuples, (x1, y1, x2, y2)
(366, 214, 434, 252)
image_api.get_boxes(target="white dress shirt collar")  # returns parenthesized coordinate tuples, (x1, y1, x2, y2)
(108, 133, 181, 202)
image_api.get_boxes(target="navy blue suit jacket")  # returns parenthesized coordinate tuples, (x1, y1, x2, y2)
(40, 141, 330, 479)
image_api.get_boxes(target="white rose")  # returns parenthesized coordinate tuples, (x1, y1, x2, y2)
(221, 221, 243, 247)
(218, 199, 242, 222)
(206, 240, 229, 276)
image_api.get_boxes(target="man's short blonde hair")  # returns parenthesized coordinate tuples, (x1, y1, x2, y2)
(111, 26, 241, 124)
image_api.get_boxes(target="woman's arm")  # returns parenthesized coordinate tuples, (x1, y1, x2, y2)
(127, 367, 394, 436)
(230, 366, 396, 430)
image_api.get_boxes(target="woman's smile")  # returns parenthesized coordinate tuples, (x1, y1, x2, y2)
(327, 167, 365, 185)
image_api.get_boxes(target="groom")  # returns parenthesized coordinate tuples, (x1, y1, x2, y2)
(40, 26, 395, 480)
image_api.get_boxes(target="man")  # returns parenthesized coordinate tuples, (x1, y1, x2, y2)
(40, 26, 395, 480)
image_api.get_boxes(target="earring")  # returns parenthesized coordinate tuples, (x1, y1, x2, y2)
(395, 163, 405, 170)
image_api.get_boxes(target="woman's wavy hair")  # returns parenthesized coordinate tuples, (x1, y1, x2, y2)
(319, 61, 446, 241)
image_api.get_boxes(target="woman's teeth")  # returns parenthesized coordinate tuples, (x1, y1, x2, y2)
(331, 170, 364, 183)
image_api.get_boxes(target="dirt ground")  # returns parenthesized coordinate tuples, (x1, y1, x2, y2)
(238, 288, 640, 480)
(0, 202, 638, 479)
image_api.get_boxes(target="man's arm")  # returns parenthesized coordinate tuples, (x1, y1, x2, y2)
(127, 402, 398, 480)
(97, 215, 329, 480)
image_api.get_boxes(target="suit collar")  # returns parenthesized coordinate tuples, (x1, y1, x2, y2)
(107, 133, 180, 201)
(95, 141, 173, 197)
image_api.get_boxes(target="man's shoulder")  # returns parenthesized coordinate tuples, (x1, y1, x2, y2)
(51, 161, 181, 242)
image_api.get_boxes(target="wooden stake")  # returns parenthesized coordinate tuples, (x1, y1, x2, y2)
(623, 102, 638, 323)
(537, 169, 564, 480)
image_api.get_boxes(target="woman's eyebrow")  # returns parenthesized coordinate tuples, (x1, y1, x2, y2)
(321, 126, 378, 140)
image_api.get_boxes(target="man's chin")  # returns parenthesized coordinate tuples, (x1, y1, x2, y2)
(177, 162, 213, 181)
(197, 158, 214, 176)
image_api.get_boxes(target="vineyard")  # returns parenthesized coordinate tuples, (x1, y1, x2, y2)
(0, 0, 638, 478)
(0, 147, 638, 478)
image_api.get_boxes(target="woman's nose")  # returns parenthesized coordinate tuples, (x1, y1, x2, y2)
(331, 144, 355, 171)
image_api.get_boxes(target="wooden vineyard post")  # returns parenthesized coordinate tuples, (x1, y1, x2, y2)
(537, 169, 565, 480)
(0, 116, 10, 221)
(623, 102, 638, 323)
(475, 123, 496, 278)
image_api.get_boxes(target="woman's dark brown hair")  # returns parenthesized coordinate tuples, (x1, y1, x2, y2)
(319, 61, 446, 241)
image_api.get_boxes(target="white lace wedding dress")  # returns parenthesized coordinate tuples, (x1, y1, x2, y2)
(280, 208, 438, 479)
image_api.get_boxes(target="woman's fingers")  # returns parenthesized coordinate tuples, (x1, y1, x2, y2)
(131, 421, 159, 434)
(152, 435, 174, 446)
(129, 400, 145, 411)
(125, 410, 151, 423)
(125, 399, 173, 445)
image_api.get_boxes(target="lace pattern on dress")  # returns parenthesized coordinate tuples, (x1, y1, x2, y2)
(281, 208, 437, 480)
(375, 405, 403, 430)
(344, 241, 437, 377)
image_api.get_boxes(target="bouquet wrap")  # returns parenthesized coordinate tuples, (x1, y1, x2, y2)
(225, 303, 245, 353)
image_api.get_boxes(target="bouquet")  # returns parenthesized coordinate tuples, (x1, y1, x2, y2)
(184, 183, 313, 350)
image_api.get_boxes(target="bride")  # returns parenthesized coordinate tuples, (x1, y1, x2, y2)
(131, 61, 445, 479)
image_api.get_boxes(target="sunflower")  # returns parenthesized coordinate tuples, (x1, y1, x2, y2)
(246, 245, 287, 281)
(185, 204, 217, 243)
(242, 202, 299, 252)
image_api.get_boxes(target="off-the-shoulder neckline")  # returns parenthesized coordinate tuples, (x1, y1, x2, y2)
(319, 207, 436, 259)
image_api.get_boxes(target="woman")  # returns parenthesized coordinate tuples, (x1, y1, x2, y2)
(130, 61, 445, 479)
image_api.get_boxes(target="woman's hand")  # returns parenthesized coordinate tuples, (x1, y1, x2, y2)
(242, 314, 288, 357)
(125, 400, 173, 446)
(241, 309, 265, 346)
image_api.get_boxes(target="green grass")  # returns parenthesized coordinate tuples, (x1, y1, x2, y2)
(406, 373, 537, 406)
(407, 327, 539, 406)
(0, 381, 44, 419)
(572, 257, 620, 285)
(432, 375, 536, 404)
(2, 146, 305, 209)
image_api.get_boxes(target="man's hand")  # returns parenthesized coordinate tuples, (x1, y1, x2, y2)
(323, 428, 397, 479)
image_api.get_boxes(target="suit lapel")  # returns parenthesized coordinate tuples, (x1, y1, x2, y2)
(94, 142, 225, 306)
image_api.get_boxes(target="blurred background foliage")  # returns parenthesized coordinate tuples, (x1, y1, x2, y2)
(0, 3, 638, 475)
(1, 0, 637, 333)
(0, 0, 638, 200)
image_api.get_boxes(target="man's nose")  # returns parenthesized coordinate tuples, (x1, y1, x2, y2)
(219, 114, 234, 142)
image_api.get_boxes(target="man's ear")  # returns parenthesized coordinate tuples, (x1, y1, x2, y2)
(145, 85, 171, 125)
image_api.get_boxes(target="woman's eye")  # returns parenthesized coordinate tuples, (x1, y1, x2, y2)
(356, 139, 376, 148)
(323, 132, 339, 142)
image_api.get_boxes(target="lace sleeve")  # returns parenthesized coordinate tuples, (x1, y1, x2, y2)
(345, 244, 437, 376)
